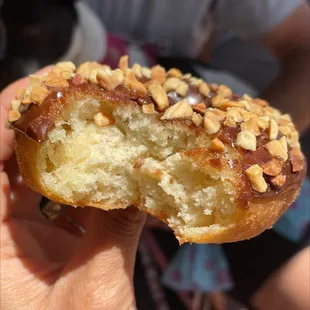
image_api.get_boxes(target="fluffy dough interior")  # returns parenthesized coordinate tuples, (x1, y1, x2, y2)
(38, 96, 239, 234)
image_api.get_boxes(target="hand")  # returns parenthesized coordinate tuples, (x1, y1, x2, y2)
(0, 70, 146, 310)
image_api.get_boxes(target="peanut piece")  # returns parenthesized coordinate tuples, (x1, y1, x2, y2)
(236, 131, 257, 151)
(175, 81, 189, 97)
(264, 140, 288, 161)
(148, 84, 169, 111)
(227, 108, 243, 123)
(262, 158, 283, 176)
(290, 148, 304, 172)
(183, 73, 192, 79)
(8, 110, 21, 122)
(124, 69, 147, 94)
(163, 77, 181, 92)
(223, 117, 237, 128)
(114, 68, 124, 84)
(209, 138, 225, 152)
(192, 113, 203, 126)
(212, 109, 226, 122)
(279, 136, 288, 152)
(204, 111, 221, 135)
(160, 99, 193, 120)
(240, 110, 256, 121)
(97, 68, 122, 90)
(94, 112, 114, 127)
(167, 68, 183, 78)
(119, 55, 129, 73)
(217, 85, 232, 98)
(72, 73, 87, 85)
(21, 87, 33, 104)
(30, 86, 51, 105)
(192, 103, 207, 114)
(270, 174, 286, 187)
(256, 117, 269, 130)
(11, 100, 21, 111)
(211, 95, 228, 108)
(252, 98, 268, 107)
(151, 65, 166, 85)
(268, 118, 279, 140)
(219, 100, 244, 110)
(141, 67, 151, 79)
(61, 69, 74, 80)
(89, 68, 100, 83)
(44, 78, 69, 88)
(132, 63, 143, 79)
(29, 75, 44, 87)
(245, 164, 268, 193)
(279, 125, 291, 136)
(56, 61, 76, 71)
(241, 118, 260, 136)
(142, 104, 157, 114)
(190, 77, 203, 87)
(287, 130, 300, 148)
(77, 62, 91, 79)
(199, 82, 210, 97)
(15, 88, 25, 101)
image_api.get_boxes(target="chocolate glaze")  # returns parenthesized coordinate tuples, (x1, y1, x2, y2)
(237, 147, 306, 207)
(13, 93, 59, 142)
(216, 126, 305, 207)
(11, 76, 306, 208)
(218, 126, 240, 147)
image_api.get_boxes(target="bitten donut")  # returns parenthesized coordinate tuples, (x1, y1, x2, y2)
(7, 56, 306, 244)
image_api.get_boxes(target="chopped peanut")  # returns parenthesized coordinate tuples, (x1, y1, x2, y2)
(160, 99, 193, 120)
(264, 140, 288, 161)
(290, 148, 304, 172)
(192, 113, 203, 126)
(167, 68, 183, 78)
(204, 111, 221, 134)
(142, 104, 157, 114)
(8, 110, 21, 122)
(119, 55, 129, 73)
(199, 82, 210, 97)
(236, 131, 256, 151)
(148, 84, 169, 111)
(30, 87, 51, 105)
(245, 164, 268, 193)
(209, 138, 225, 152)
(94, 112, 114, 127)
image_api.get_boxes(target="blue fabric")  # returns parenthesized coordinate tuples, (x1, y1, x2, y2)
(162, 178, 310, 292)
(162, 244, 233, 292)
(274, 179, 310, 242)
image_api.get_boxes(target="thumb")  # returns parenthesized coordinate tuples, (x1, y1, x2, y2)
(84, 206, 146, 253)
(63, 206, 146, 275)
(53, 207, 145, 308)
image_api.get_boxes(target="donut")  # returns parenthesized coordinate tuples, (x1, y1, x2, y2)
(7, 56, 306, 244)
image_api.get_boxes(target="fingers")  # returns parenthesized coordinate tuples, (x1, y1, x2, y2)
(0, 66, 53, 162)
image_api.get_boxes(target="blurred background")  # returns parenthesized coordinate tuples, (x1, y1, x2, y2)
(1, 1, 309, 309)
